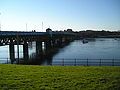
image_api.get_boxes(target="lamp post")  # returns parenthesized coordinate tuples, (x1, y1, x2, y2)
(0, 22, 1, 31)
(0, 12, 1, 31)
(26, 23, 27, 31)
(17, 32, 19, 63)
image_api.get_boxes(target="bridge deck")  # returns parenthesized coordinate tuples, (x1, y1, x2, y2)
(0, 31, 75, 36)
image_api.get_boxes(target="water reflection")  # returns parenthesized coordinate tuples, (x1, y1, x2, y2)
(15, 41, 59, 65)
(5, 41, 66, 65)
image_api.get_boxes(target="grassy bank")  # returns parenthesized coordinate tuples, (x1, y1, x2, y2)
(0, 65, 120, 90)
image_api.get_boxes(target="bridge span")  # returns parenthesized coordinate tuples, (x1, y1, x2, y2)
(0, 28, 76, 64)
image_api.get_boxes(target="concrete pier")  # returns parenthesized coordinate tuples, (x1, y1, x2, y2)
(36, 41, 42, 54)
(23, 41, 28, 59)
(9, 40, 15, 63)
(45, 40, 52, 50)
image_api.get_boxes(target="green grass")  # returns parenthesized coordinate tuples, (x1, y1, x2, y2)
(0, 65, 120, 90)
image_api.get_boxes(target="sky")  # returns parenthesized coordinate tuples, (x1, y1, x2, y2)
(0, 0, 120, 32)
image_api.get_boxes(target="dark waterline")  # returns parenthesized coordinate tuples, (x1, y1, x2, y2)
(0, 38, 120, 66)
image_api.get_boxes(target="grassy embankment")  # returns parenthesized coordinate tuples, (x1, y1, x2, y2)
(0, 64, 120, 90)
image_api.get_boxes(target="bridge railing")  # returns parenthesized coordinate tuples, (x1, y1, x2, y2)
(0, 31, 46, 36)
(0, 31, 75, 36)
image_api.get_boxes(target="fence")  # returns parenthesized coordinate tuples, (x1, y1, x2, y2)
(0, 58, 10, 64)
(0, 58, 120, 66)
(51, 58, 120, 66)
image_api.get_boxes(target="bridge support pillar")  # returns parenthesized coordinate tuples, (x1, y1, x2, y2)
(52, 39, 56, 47)
(54, 38, 62, 47)
(9, 40, 15, 63)
(36, 41, 42, 54)
(23, 41, 29, 60)
(45, 40, 52, 50)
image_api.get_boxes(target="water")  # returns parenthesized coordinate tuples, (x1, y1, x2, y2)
(52, 38, 120, 65)
(53, 38, 120, 59)
(0, 38, 120, 65)
(0, 42, 36, 63)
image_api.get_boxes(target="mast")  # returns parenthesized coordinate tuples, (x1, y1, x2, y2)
(26, 23, 28, 31)
(0, 12, 1, 31)
(42, 22, 43, 31)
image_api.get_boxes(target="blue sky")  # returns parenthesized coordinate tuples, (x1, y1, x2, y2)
(0, 0, 120, 31)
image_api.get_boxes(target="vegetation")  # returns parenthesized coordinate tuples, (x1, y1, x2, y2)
(0, 64, 120, 90)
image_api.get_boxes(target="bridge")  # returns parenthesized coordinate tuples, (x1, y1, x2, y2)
(0, 28, 76, 64)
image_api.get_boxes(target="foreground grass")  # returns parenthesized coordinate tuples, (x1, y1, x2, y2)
(0, 65, 120, 90)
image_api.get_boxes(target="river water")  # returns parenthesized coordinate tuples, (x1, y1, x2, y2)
(0, 38, 120, 65)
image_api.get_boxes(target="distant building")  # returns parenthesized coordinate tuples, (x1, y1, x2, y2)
(46, 28, 52, 32)
(46, 28, 52, 37)
(32, 30, 36, 32)
(67, 29, 73, 32)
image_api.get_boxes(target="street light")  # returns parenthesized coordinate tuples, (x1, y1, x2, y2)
(17, 32, 19, 63)
(0, 12, 1, 31)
